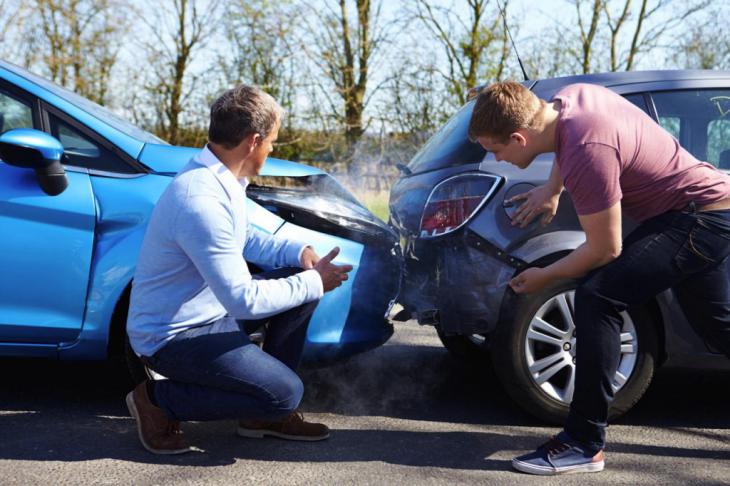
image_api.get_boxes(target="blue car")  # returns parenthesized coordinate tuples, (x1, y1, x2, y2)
(0, 59, 401, 377)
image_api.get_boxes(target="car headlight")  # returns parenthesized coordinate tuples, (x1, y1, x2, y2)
(419, 172, 501, 237)
(247, 174, 398, 247)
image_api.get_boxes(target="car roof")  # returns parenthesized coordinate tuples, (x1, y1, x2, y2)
(0, 59, 158, 159)
(528, 69, 730, 98)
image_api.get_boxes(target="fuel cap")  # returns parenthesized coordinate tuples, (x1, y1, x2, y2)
(502, 183, 537, 221)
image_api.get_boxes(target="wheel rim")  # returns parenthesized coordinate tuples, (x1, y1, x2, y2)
(466, 334, 488, 347)
(145, 367, 167, 381)
(523, 290, 638, 404)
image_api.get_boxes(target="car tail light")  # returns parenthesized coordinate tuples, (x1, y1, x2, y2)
(419, 173, 501, 237)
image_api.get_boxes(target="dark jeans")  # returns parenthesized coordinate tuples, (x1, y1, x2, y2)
(144, 268, 319, 422)
(565, 207, 730, 453)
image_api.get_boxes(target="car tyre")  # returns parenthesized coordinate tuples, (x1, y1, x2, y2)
(492, 279, 658, 424)
(436, 328, 490, 363)
(124, 334, 156, 385)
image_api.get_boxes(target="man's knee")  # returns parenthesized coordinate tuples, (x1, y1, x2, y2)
(574, 281, 619, 320)
(268, 372, 304, 415)
(575, 282, 603, 309)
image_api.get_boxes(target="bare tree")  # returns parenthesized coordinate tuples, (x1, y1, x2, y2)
(0, 1, 21, 57)
(412, 0, 510, 105)
(302, 0, 391, 148)
(20, 0, 129, 104)
(571, 0, 604, 74)
(220, 0, 298, 123)
(522, 25, 582, 79)
(604, 0, 710, 71)
(672, 5, 730, 70)
(136, 0, 221, 145)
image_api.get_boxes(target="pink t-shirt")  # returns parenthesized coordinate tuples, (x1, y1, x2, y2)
(553, 83, 730, 222)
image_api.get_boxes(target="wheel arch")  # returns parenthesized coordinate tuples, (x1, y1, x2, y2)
(497, 248, 667, 364)
(107, 282, 132, 359)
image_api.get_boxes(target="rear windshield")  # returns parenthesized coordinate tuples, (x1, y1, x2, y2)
(406, 101, 486, 174)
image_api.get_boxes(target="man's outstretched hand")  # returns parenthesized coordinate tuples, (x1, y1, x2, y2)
(313, 247, 353, 292)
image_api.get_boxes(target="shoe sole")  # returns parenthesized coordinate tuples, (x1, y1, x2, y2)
(236, 427, 330, 442)
(512, 458, 605, 475)
(125, 391, 193, 455)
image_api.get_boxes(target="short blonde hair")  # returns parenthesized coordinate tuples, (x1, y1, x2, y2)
(468, 81, 542, 143)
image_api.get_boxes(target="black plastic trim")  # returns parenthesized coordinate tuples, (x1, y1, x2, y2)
(40, 101, 149, 175)
(465, 229, 527, 270)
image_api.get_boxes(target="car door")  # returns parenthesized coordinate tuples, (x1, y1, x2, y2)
(0, 82, 96, 346)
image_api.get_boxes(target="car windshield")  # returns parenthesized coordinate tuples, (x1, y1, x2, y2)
(407, 101, 486, 174)
(0, 60, 165, 145)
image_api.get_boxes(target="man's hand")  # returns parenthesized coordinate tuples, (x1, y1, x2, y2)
(300, 246, 320, 269)
(509, 267, 552, 294)
(509, 183, 561, 228)
(313, 247, 353, 292)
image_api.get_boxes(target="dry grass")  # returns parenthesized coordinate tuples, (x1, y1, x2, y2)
(355, 190, 390, 222)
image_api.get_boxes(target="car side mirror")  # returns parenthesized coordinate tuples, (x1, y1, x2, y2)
(0, 128, 69, 196)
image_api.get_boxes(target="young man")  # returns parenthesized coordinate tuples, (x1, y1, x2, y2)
(125, 85, 352, 454)
(468, 81, 730, 475)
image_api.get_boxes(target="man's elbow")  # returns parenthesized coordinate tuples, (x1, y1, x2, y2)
(602, 245, 622, 265)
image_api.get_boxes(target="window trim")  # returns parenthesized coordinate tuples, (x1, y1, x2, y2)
(0, 79, 43, 132)
(40, 101, 149, 176)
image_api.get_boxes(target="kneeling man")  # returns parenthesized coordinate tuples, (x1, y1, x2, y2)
(126, 85, 351, 454)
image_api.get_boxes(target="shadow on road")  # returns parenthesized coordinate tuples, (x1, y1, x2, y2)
(0, 334, 728, 466)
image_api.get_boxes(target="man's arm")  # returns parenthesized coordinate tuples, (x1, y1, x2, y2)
(176, 196, 323, 319)
(244, 224, 309, 268)
(509, 201, 622, 293)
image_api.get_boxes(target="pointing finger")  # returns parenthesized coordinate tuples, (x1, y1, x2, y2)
(320, 247, 340, 265)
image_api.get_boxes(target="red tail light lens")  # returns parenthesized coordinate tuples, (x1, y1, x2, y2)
(419, 174, 501, 237)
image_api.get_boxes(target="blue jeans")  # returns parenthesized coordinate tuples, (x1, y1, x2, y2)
(144, 268, 319, 422)
(566, 206, 730, 453)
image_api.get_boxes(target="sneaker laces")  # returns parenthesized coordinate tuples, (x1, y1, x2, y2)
(542, 437, 570, 456)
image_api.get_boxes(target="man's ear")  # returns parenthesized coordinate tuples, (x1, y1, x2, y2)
(238, 133, 259, 154)
(510, 131, 528, 147)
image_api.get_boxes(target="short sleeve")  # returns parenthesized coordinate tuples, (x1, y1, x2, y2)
(560, 142, 622, 215)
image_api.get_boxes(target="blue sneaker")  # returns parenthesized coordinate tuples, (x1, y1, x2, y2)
(512, 433, 605, 475)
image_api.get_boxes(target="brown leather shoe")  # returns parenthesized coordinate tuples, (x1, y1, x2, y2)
(237, 411, 330, 441)
(126, 381, 192, 454)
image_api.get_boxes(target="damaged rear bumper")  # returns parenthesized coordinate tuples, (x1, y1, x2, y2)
(399, 229, 524, 336)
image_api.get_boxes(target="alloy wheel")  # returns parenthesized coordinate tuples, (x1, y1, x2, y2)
(523, 290, 638, 404)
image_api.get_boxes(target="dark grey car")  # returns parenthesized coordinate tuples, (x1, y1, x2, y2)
(389, 70, 730, 423)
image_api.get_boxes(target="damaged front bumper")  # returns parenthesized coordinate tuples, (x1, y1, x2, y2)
(398, 229, 525, 336)
(247, 174, 403, 362)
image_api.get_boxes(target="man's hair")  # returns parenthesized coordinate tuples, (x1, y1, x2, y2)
(208, 85, 284, 149)
(468, 81, 542, 143)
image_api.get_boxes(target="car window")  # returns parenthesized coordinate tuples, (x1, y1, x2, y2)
(623, 93, 650, 115)
(49, 113, 136, 173)
(652, 90, 730, 168)
(707, 119, 730, 169)
(0, 89, 33, 134)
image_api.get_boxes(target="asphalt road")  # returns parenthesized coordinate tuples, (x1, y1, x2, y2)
(1, 320, 728, 485)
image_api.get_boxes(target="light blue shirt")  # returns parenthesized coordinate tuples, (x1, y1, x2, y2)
(127, 146, 323, 356)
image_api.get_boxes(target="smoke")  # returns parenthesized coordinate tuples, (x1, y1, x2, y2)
(322, 134, 420, 200)
(299, 322, 457, 419)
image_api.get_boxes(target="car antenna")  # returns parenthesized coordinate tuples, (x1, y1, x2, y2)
(496, 0, 530, 81)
